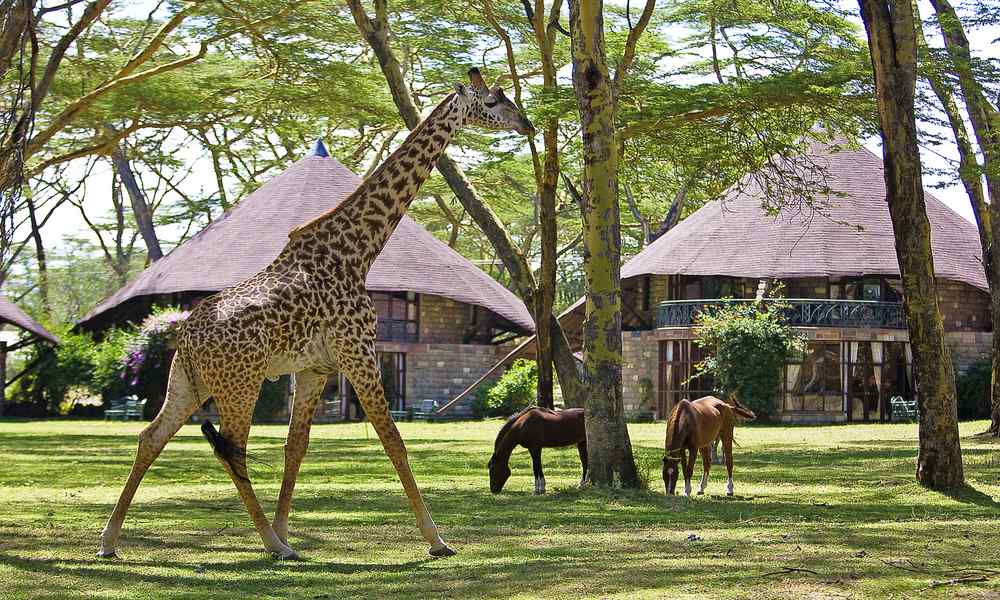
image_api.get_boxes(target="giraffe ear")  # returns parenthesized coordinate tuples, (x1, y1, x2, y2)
(453, 83, 468, 96)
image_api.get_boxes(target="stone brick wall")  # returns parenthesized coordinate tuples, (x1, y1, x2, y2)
(938, 281, 991, 332)
(622, 330, 661, 412)
(405, 343, 506, 416)
(419, 294, 470, 343)
(945, 331, 992, 374)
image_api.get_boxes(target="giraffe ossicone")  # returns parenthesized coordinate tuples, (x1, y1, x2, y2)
(96, 68, 534, 561)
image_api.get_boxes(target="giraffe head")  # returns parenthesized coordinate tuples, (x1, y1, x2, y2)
(454, 68, 535, 136)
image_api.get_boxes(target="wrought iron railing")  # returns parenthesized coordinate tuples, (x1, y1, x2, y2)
(656, 298, 906, 329)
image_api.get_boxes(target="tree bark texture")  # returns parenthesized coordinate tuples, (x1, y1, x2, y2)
(568, 0, 639, 488)
(859, 0, 964, 488)
(110, 141, 163, 262)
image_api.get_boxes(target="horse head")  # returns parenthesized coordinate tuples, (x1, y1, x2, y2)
(487, 454, 511, 493)
(662, 448, 685, 495)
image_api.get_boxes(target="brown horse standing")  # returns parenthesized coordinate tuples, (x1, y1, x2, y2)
(488, 407, 586, 494)
(662, 396, 755, 496)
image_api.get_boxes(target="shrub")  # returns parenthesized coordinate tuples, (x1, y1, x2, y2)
(5, 328, 96, 414)
(956, 358, 991, 420)
(693, 299, 805, 418)
(6, 307, 189, 417)
(117, 307, 189, 415)
(471, 359, 537, 418)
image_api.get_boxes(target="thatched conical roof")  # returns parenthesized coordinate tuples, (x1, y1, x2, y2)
(79, 150, 534, 332)
(622, 141, 987, 290)
(0, 295, 58, 343)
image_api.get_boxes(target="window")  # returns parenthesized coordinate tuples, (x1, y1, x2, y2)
(845, 341, 884, 422)
(379, 352, 406, 411)
(372, 292, 418, 342)
(785, 342, 841, 413)
(329, 351, 407, 418)
(658, 340, 718, 418)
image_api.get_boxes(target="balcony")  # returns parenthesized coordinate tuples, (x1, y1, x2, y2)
(656, 298, 906, 329)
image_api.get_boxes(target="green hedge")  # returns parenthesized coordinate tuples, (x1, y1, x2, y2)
(471, 359, 537, 418)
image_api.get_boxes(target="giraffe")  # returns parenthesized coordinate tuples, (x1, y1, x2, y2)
(96, 68, 534, 560)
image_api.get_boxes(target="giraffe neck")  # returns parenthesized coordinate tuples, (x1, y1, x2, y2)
(290, 94, 469, 275)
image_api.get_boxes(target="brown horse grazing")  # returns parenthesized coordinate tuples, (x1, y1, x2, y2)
(488, 407, 586, 494)
(662, 396, 755, 497)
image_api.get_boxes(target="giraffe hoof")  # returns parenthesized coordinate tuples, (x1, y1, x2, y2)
(273, 546, 301, 561)
(428, 543, 456, 557)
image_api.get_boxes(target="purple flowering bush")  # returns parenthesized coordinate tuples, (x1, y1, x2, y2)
(88, 307, 189, 410)
(120, 308, 189, 386)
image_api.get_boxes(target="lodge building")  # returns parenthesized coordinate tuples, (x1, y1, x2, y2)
(614, 141, 991, 423)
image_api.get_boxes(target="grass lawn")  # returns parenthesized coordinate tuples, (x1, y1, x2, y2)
(0, 418, 997, 599)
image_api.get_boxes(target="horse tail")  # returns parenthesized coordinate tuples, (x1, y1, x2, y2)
(493, 406, 536, 453)
(665, 399, 693, 450)
(727, 395, 756, 421)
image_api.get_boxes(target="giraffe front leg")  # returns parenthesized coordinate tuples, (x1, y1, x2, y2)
(337, 338, 455, 558)
(273, 370, 326, 545)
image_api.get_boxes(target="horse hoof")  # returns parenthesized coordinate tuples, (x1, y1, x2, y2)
(96, 549, 117, 559)
(429, 543, 457, 557)
(727, 491, 734, 497)
(696, 490, 705, 496)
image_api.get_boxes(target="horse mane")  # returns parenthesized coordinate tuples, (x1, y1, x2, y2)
(493, 405, 537, 452)
(664, 399, 692, 451)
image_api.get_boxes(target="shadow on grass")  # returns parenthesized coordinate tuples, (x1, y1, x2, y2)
(939, 484, 1000, 508)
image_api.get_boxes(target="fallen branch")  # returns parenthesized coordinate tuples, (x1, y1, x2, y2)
(929, 575, 989, 587)
(760, 566, 819, 577)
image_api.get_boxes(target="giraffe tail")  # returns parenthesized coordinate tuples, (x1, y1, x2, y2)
(201, 420, 250, 482)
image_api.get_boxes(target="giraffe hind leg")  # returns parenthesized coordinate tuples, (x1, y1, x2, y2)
(98, 357, 206, 558)
(211, 392, 299, 560)
(273, 370, 326, 545)
(336, 339, 455, 557)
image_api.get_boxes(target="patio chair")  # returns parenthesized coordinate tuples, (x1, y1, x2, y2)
(889, 395, 918, 422)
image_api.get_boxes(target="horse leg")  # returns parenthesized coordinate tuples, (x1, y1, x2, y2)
(529, 447, 545, 494)
(697, 447, 711, 495)
(723, 433, 735, 496)
(683, 447, 696, 497)
(577, 441, 588, 487)
(710, 437, 722, 465)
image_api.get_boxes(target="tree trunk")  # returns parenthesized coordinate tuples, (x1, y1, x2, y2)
(110, 139, 163, 261)
(347, 0, 585, 408)
(25, 196, 49, 315)
(568, 0, 639, 488)
(858, 0, 964, 488)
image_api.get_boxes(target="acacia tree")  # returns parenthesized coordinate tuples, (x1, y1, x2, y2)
(857, 0, 963, 488)
(346, 0, 590, 409)
(917, 0, 1000, 435)
(565, 0, 654, 487)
